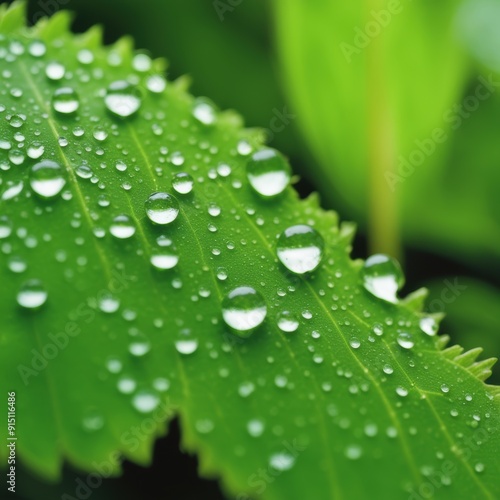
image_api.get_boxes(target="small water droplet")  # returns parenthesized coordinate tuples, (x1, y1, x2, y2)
(117, 376, 137, 394)
(269, 452, 295, 471)
(277, 311, 299, 333)
(98, 293, 120, 313)
(396, 386, 409, 397)
(247, 148, 291, 198)
(172, 172, 194, 194)
(105, 81, 141, 117)
(345, 445, 363, 460)
(82, 410, 104, 432)
(145, 192, 179, 225)
(396, 332, 414, 350)
(420, 317, 438, 336)
(175, 329, 198, 355)
(0, 216, 12, 239)
(277, 225, 324, 274)
(222, 286, 267, 334)
(110, 215, 136, 239)
(192, 98, 217, 125)
(45, 61, 65, 80)
(362, 254, 404, 303)
(30, 160, 66, 198)
(52, 87, 80, 114)
(132, 390, 160, 413)
(146, 75, 167, 93)
(247, 419, 264, 437)
(17, 279, 47, 309)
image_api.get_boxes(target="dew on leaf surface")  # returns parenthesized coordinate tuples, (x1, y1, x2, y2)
(17, 279, 47, 309)
(246, 148, 291, 198)
(145, 192, 179, 225)
(361, 254, 404, 303)
(222, 286, 267, 334)
(277, 225, 324, 274)
(105, 80, 141, 117)
(30, 160, 66, 198)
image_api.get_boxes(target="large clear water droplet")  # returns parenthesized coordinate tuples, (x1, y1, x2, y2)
(52, 87, 80, 114)
(17, 279, 47, 309)
(361, 254, 404, 303)
(30, 160, 66, 198)
(105, 81, 141, 117)
(246, 148, 291, 198)
(222, 286, 267, 335)
(277, 225, 324, 274)
(145, 192, 179, 225)
(110, 215, 136, 239)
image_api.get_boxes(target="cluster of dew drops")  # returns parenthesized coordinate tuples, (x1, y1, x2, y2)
(0, 37, 490, 476)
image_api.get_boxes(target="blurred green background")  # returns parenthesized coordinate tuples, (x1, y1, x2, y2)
(9, 0, 500, 498)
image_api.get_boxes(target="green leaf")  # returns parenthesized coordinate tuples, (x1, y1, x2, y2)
(273, 0, 469, 257)
(1, 3, 499, 499)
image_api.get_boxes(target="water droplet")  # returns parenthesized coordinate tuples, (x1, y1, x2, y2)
(8, 256, 26, 273)
(17, 280, 47, 309)
(75, 164, 93, 179)
(396, 386, 409, 397)
(128, 331, 151, 357)
(440, 384, 449, 394)
(77, 49, 94, 65)
(361, 254, 404, 303)
(475, 463, 485, 473)
(238, 381, 255, 397)
(175, 329, 198, 355)
(192, 98, 217, 125)
(0, 216, 12, 239)
(349, 338, 361, 349)
(52, 87, 80, 114)
(82, 410, 104, 432)
(29, 160, 66, 199)
(277, 225, 324, 274)
(110, 215, 136, 239)
(146, 75, 167, 93)
(98, 293, 120, 313)
(117, 376, 136, 394)
(247, 419, 264, 437)
(420, 317, 438, 336)
(277, 311, 299, 333)
(45, 61, 65, 80)
(246, 148, 291, 198)
(397, 332, 414, 350)
(27, 142, 44, 159)
(106, 358, 122, 373)
(105, 81, 141, 117)
(269, 452, 295, 471)
(28, 41, 46, 57)
(382, 364, 394, 375)
(172, 172, 194, 194)
(7, 114, 25, 128)
(132, 53, 152, 72)
(195, 419, 215, 434)
(132, 390, 160, 413)
(145, 192, 179, 225)
(222, 286, 267, 334)
(345, 444, 363, 460)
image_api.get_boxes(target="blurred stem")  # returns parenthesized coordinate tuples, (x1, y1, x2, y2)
(366, 1, 401, 262)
